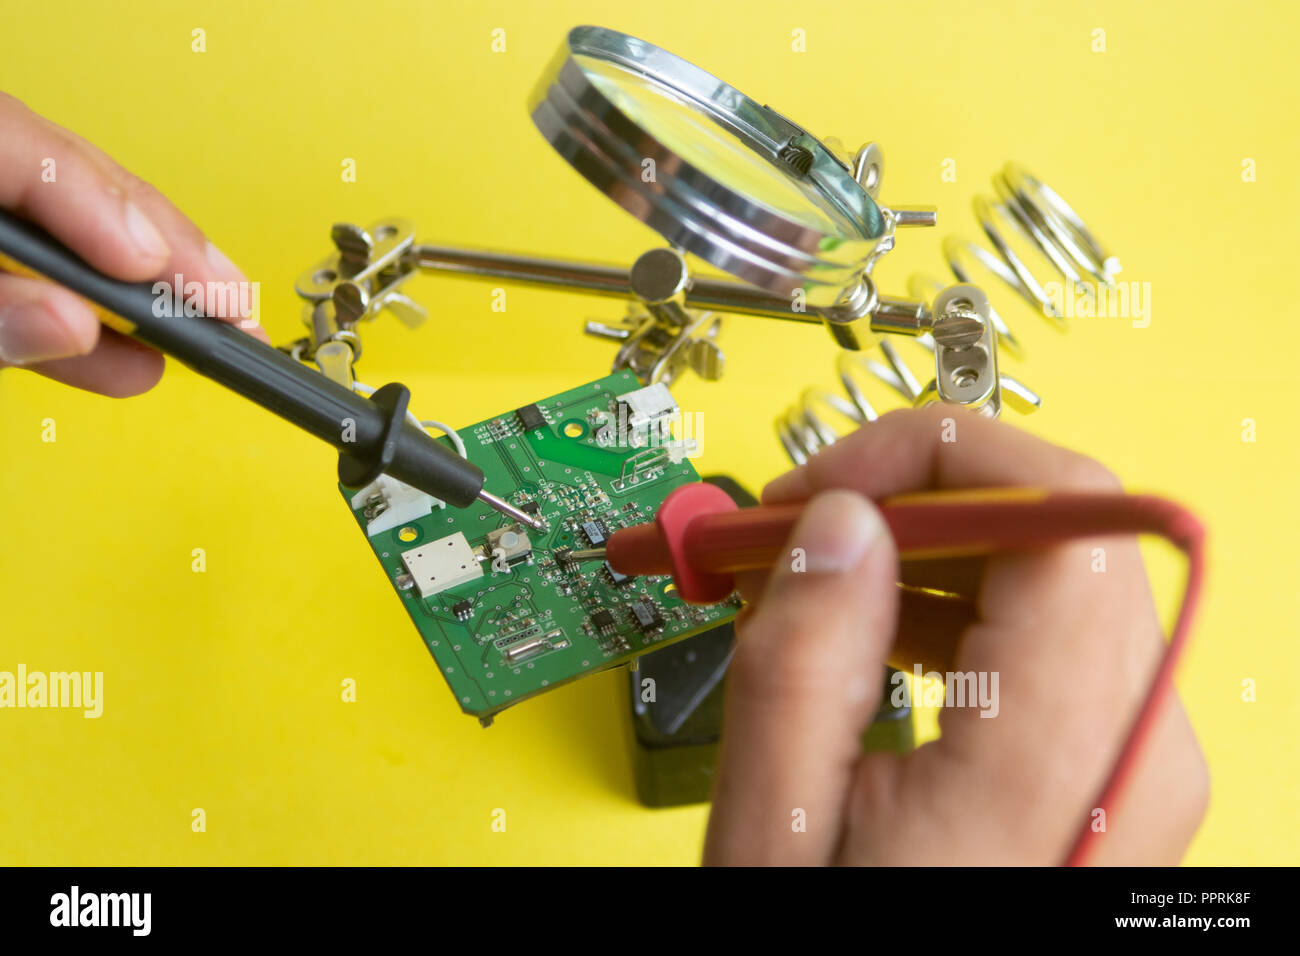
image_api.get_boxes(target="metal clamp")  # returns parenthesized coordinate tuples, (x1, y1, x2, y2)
(583, 247, 724, 385)
(286, 217, 426, 387)
(281, 144, 935, 390)
(776, 162, 1116, 464)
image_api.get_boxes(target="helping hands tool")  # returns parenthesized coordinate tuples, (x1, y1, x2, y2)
(0, 209, 544, 532)
(573, 482, 1206, 867)
(289, 26, 996, 407)
(1, 21, 1204, 866)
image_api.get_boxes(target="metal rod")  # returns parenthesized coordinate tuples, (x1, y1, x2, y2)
(408, 244, 931, 335)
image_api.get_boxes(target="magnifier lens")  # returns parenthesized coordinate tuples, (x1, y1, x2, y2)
(533, 27, 886, 304)
(575, 55, 843, 234)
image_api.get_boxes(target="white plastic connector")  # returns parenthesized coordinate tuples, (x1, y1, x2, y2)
(665, 437, 700, 463)
(615, 382, 681, 448)
(616, 383, 679, 433)
(349, 475, 443, 537)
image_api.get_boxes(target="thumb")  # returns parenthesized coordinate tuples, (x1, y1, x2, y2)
(704, 489, 898, 865)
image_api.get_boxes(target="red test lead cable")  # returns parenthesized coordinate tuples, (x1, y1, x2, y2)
(603, 483, 1207, 867)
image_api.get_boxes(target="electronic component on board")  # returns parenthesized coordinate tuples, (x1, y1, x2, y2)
(590, 608, 617, 636)
(349, 475, 442, 537)
(582, 520, 607, 546)
(452, 599, 473, 621)
(516, 403, 547, 431)
(630, 599, 664, 633)
(485, 526, 533, 567)
(503, 629, 569, 665)
(615, 383, 679, 446)
(400, 532, 483, 598)
(604, 560, 633, 587)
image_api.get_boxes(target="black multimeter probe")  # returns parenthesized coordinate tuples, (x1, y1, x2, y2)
(0, 208, 543, 531)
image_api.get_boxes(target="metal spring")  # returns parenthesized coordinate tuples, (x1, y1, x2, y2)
(777, 163, 1116, 465)
(913, 162, 1122, 359)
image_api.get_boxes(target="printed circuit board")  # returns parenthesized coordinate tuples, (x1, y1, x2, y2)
(340, 370, 739, 722)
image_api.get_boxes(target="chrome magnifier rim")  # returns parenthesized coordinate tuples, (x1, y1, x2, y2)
(529, 25, 887, 307)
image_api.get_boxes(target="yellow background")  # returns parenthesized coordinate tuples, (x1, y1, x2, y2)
(1, 0, 1296, 864)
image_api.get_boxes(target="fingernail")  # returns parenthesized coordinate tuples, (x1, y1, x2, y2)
(0, 301, 84, 364)
(205, 240, 243, 279)
(783, 490, 884, 575)
(205, 241, 253, 320)
(123, 201, 169, 261)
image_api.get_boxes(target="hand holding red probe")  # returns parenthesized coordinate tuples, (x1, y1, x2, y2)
(662, 406, 1208, 866)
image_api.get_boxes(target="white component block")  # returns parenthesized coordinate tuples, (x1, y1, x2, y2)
(349, 475, 443, 537)
(401, 532, 483, 598)
(616, 382, 679, 433)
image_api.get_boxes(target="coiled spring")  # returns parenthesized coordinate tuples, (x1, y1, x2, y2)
(777, 163, 1118, 465)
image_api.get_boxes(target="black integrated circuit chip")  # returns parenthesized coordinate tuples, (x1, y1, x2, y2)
(591, 608, 617, 635)
(516, 403, 547, 431)
(452, 599, 473, 621)
(604, 561, 632, 587)
(582, 520, 607, 546)
(630, 599, 663, 632)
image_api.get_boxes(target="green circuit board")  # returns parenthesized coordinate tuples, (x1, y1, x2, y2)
(340, 370, 740, 723)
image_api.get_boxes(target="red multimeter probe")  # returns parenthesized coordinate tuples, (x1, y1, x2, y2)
(602, 483, 1207, 867)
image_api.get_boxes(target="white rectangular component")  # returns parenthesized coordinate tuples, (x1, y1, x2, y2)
(616, 383, 679, 437)
(401, 532, 483, 598)
(349, 475, 443, 537)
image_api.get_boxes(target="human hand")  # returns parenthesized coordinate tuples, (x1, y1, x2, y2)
(704, 406, 1209, 865)
(0, 92, 268, 396)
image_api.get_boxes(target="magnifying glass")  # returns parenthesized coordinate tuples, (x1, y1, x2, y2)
(530, 25, 889, 308)
(402, 26, 941, 352)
